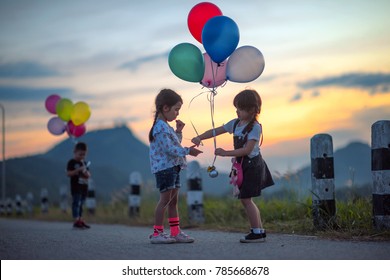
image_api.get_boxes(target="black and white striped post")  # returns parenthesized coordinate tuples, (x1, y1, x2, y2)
(128, 171, 141, 217)
(0, 199, 4, 215)
(186, 161, 204, 224)
(6, 197, 12, 216)
(86, 179, 96, 215)
(15, 194, 22, 215)
(371, 120, 390, 230)
(40, 188, 49, 213)
(310, 134, 336, 230)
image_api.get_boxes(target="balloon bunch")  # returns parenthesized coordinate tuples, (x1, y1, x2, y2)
(45, 94, 91, 139)
(168, 2, 265, 88)
(168, 2, 265, 178)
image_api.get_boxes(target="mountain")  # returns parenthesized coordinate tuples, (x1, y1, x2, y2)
(1, 125, 231, 204)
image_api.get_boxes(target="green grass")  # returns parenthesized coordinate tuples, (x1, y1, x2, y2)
(10, 193, 390, 241)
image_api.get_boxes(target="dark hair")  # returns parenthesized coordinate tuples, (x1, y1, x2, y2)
(74, 142, 87, 152)
(148, 89, 183, 142)
(233, 89, 262, 133)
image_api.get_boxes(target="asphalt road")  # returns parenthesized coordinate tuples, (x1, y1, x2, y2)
(1, 218, 389, 260)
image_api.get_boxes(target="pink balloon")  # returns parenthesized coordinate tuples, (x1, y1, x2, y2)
(45, 94, 61, 114)
(66, 121, 86, 138)
(201, 53, 227, 88)
(47, 117, 66, 136)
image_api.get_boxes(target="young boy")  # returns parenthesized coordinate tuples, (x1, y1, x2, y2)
(67, 142, 91, 229)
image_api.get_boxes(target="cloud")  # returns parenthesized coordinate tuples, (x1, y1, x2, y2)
(0, 61, 61, 78)
(289, 92, 302, 102)
(119, 51, 169, 72)
(311, 90, 320, 97)
(299, 72, 390, 94)
(0, 86, 73, 101)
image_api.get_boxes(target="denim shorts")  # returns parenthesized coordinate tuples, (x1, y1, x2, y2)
(154, 166, 181, 193)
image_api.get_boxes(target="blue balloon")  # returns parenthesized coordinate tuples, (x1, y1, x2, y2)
(202, 16, 239, 64)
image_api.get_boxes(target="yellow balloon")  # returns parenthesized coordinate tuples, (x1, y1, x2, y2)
(56, 98, 73, 121)
(71, 101, 91, 125)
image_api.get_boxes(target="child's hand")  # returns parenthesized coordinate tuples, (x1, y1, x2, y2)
(188, 146, 203, 157)
(191, 136, 201, 146)
(214, 148, 227, 156)
(175, 120, 185, 133)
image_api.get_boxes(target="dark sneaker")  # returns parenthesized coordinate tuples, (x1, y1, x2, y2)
(73, 220, 85, 229)
(240, 230, 266, 243)
(80, 220, 91, 229)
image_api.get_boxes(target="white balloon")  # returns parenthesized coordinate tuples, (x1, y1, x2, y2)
(47, 116, 66, 136)
(226, 46, 265, 83)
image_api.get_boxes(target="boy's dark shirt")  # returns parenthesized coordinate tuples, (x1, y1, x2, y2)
(67, 159, 89, 196)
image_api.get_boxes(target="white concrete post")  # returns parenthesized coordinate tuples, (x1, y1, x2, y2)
(371, 120, 390, 229)
(128, 171, 141, 217)
(59, 185, 68, 213)
(310, 134, 336, 230)
(86, 178, 96, 215)
(186, 161, 205, 224)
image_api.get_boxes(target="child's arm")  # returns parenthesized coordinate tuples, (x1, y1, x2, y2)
(67, 167, 84, 177)
(191, 126, 226, 146)
(175, 120, 185, 142)
(66, 162, 90, 177)
(215, 139, 257, 158)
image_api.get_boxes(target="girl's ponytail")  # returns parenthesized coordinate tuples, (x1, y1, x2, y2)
(148, 111, 159, 142)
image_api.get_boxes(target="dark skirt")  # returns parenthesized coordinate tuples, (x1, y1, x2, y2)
(237, 154, 274, 199)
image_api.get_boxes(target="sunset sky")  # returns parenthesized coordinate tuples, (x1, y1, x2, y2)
(0, 0, 389, 174)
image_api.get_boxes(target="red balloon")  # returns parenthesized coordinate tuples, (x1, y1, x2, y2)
(66, 121, 86, 138)
(187, 2, 222, 44)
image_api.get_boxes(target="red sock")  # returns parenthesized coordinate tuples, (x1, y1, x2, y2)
(153, 225, 164, 236)
(169, 217, 180, 236)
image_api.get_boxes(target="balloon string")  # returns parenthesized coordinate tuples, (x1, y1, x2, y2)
(209, 89, 217, 167)
(207, 59, 218, 167)
(188, 58, 220, 167)
(188, 90, 209, 146)
(70, 136, 78, 144)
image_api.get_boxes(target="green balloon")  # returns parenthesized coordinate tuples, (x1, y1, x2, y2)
(56, 98, 73, 121)
(168, 43, 205, 82)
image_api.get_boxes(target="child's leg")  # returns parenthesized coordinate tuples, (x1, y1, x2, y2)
(167, 189, 180, 236)
(167, 188, 179, 218)
(166, 189, 194, 242)
(71, 193, 81, 221)
(79, 195, 86, 220)
(240, 198, 263, 229)
(153, 190, 175, 234)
